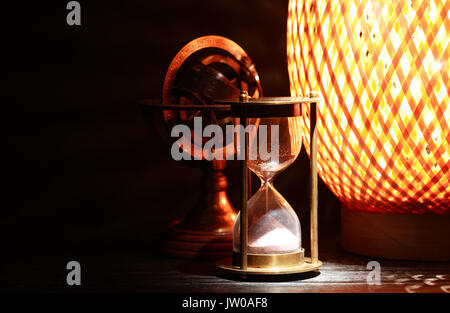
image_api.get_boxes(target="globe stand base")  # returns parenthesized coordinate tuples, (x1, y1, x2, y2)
(341, 206, 450, 261)
(162, 220, 233, 260)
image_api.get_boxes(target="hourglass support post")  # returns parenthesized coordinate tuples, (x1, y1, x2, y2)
(239, 91, 250, 270)
(248, 169, 252, 199)
(309, 93, 319, 264)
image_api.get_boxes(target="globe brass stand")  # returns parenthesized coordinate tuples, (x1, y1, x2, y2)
(139, 36, 262, 258)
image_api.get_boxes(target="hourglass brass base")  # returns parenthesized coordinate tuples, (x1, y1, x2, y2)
(232, 250, 304, 268)
(217, 249, 322, 275)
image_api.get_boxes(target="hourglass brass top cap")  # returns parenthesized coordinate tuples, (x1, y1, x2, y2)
(214, 96, 319, 118)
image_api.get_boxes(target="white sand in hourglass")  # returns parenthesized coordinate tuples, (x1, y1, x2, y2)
(248, 212, 300, 254)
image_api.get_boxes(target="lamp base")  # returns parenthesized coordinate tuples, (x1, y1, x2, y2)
(341, 206, 450, 261)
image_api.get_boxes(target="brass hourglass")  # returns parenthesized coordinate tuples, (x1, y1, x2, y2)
(217, 92, 322, 275)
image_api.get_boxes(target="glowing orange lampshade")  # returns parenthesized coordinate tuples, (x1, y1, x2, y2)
(287, 0, 449, 215)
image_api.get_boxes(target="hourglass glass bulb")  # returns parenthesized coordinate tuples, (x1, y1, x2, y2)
(233, 116, 303, 259)
(233, 179, 302, 255)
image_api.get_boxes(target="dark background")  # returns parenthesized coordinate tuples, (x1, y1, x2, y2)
(4, 0, 339, 258)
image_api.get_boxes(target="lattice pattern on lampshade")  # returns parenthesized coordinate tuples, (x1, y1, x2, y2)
(287, 0, 449, 214)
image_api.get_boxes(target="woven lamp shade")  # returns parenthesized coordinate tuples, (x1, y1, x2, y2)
(287, 0, 450, 259)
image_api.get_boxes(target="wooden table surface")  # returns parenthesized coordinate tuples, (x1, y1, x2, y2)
(3, 238, 450, 293)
